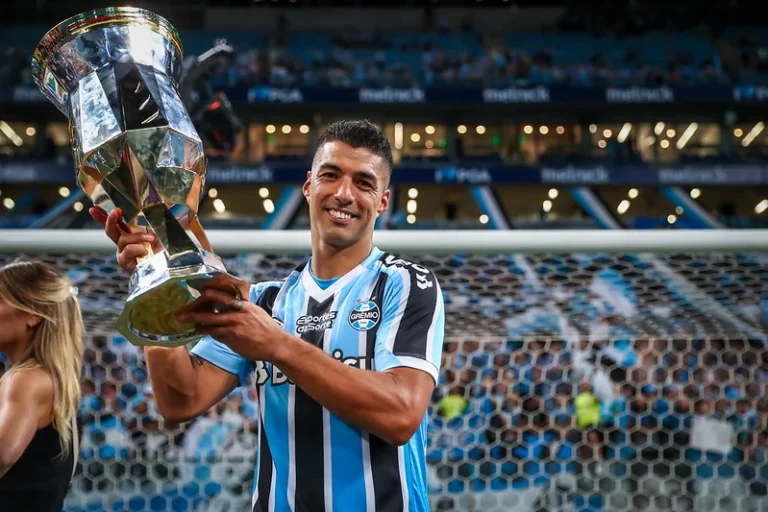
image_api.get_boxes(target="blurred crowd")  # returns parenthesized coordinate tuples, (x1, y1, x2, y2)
(2, 26, 767, 90)
(0, 249, 765, 510)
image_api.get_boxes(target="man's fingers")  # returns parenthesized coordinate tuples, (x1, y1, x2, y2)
(176, 309, 240, 327)
(118, 244, 151, 268)
(103, 208, 127, 243)
(116, 232, 159, 253)
(200, 274, 250, 300)
(176, 288, 241, 316)
(89, 207, 108, 228)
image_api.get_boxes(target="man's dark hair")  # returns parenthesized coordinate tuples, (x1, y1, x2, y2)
(315, 119, 394, 178)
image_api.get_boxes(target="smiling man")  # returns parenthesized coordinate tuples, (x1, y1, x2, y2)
(91, 119, 445, 512)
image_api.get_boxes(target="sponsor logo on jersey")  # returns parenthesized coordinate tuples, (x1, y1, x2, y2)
(349, 300, 381, 331)
(296, 311, 336, 333)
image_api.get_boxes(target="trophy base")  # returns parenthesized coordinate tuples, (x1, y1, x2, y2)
(117, 251, 227, 347)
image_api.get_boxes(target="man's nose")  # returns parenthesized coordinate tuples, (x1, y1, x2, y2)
(334, 177, 354, 202)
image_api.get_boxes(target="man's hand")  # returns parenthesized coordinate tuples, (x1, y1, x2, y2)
(89, 206, 164, 273)
(175, 275, 285, 362)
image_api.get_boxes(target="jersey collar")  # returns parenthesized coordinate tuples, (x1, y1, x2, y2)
(301, 246, 383, 300)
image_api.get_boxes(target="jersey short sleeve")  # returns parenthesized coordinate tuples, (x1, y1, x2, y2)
(374, 260, 445, 384)
(189, 281, 276, 386)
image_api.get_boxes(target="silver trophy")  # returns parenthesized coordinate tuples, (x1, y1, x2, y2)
(32, 7, 227, 347)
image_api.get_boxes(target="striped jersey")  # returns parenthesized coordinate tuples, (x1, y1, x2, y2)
(190, 246, 445, 512)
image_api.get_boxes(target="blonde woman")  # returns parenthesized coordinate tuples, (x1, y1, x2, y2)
(0, 260, 84, 511)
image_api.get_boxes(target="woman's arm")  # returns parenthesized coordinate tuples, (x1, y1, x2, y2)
(0, 368, 54, 478)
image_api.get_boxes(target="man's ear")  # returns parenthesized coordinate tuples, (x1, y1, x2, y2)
(303, 171, 311, 198)
(377, 189, 391, 217)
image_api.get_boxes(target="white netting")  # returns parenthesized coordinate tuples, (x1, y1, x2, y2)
(0, 236, 766, 512)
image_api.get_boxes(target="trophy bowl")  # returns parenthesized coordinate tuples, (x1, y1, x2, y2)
(32, 7, 227, 347)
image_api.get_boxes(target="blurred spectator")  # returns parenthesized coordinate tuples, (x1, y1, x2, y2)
(435, 385, 469, 420)
(575, 379, 601, 429)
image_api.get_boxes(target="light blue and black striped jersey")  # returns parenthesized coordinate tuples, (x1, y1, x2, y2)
(190, 246, 445, 512)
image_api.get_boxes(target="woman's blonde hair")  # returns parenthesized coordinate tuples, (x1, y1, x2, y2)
(0, 259, 83, 456)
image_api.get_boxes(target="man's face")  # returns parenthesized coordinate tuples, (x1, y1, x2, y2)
(304, 141, 390, 249)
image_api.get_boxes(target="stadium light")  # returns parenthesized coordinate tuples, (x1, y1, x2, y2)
(666, 128, 676, 138)
(425, 125, 435, 135)
(690, 188, 701, 199)
(0, 121, 22, 147)
(756, 199, 768, 214)
(263, 199, 275, 214)
(410, 133, 420, 142)
(667, 214, 677, 224)
(676, 206, 684, 215)
(523, 125, 533, 134)
(598, 140, 607, 149)
(265, 125, 276, 134)
(603, 129, 612, 138)
(3, 198, 14, 210)
(539, 126, 549, 135)
(479, 215, 489, 224)
(281, 125, 292, 134)
(548, 188, 559, 200)
(734, 128, 743, 137)
(394, 123, 404, 149)
(589, 124, 597, 134)
(742, 122, 765, 147)
(408, 188, 418, 199)
(457, 125, 467, 134)
(556, 126, 565, 134)
(73, 201, 83, 212)
(59, 186, 70, 198)
(654, 122, 665, 136)
(208, 188, 218, 198)
(660, 140, 670, 149)
(299, 125, 310, 134)
(676, 123, 698, 149)
(617, 123, 632, 143)
(406, 214, 416, 224)
(628, 188, 639, 199)
(617, 200, 630, 214)
(26, 126, 36, 136)
(213, 199, 226, 213)
(407, 200, 418, 214)
(476, 125, 486, 134)
(542, 200, 553, 213)
(259, 188, 270, 198)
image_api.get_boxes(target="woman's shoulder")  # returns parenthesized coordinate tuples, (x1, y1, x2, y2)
(0, 366, 54, 407)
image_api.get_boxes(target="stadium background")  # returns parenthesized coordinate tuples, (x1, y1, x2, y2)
(0, 0, 767, 510)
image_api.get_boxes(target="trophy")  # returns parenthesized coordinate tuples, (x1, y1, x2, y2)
(32, 7, 227, 347)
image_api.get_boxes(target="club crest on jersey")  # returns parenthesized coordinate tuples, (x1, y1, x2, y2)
(348, 300, 381, 331)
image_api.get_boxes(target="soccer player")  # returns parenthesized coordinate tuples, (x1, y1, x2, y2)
(90, 120, 445, 512)
(0, 260, 84, 511)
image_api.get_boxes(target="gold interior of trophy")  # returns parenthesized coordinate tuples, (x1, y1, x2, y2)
(127, 280, 197, 336)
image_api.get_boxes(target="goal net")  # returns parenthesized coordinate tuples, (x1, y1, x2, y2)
(0, 230, 766, 512)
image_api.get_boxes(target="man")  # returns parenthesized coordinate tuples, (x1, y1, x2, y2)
(90, 120, 445, 512)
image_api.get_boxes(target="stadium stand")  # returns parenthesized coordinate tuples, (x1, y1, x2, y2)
(1, 23, 768, 89)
